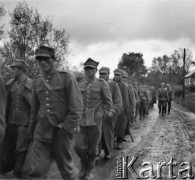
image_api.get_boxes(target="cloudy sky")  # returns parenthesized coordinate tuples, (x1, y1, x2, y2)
(1, 0, 195, 76)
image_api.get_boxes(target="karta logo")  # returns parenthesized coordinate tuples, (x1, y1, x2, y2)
(116, 156, 194, 179)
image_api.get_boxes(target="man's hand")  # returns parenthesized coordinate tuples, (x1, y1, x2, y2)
(107, 111, 114, 118)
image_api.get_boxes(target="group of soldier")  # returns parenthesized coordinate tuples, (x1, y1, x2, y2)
(157, 82, 174, 116)
(0, 45, 173, 180)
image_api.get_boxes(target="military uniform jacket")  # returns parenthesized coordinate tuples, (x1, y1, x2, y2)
(157, 88, 169, 101)
(28, 69, 83, 143)
(79, 78, 112, 126)
(128, 84, 136, 114)
(167, 89, 174, 101)
(117, 80, 131, 116)
(0, 75, 6, 142)
(6, 76, 32, 126)
(133, 86, 140, 102)
(108, 80, 122, 116)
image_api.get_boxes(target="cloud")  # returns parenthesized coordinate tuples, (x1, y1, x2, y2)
(3, 0, 195, 44)
(68, 37, 195, 77)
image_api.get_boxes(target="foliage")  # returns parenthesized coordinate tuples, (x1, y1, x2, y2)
(0, 4, 5, 39)
(147, 48, 194, 87)
(173, 85, 183, 97)
(189, 84, 195, 92)
(118, 52, 147, 78)
(0, 1, 70, 79)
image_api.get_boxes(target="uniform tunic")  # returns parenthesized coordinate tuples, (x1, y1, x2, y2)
(102, 80, 122, 155)
(26, 69, 83, 180)
(0, 76, 32, 173)
(75, 78, 112, 157)
(114, 80, 131, 139)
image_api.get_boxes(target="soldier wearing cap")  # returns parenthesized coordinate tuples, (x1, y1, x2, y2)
(122, 71, 136, 129)
(156, 82, 169, 116)
(74, 58, 112, 180)
(137, 83, 147, 120)
(98, 67, 122, 159)
(0, 59, 32, 178)
(0, 74, 6, 144)
(166, 83, 174, 114)
(113, 69, 131, 149)
(26, 46, 83, 180)
(144, 85, 152, 115)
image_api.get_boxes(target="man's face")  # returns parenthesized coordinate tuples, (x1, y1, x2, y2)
(114, 74, 122, 82)
(161, 84, 165, 88)
(122, 77, 127, 83)
(37, 57, 54, 73)
(99, 72, 109, 81)
(12, 66, 23, 78)
(84, 67, 97, 78)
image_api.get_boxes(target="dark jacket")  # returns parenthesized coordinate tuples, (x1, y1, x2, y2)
(28, 69, 83, 143)
(79, 78, 112, 126)
(0, 75, 6, 142)
(108, 80, 122, 116)
(5, 76, 32, 126)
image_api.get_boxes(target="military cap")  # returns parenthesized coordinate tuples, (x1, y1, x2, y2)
(10, 59, 29, 69)
(114, 69, 123, 75)
(161, 82, 165, 86)
(35, 45, 55, 60)
(84, 58, 99, 69)
(99, 67, 110, 74)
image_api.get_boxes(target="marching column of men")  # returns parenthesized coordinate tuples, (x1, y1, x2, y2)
(0, 45, 175, 180)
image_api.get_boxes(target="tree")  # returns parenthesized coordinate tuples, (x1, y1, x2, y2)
(0, 4, 5, 40)
(0, 2, 70, 79)
(118, 52, 147, 77)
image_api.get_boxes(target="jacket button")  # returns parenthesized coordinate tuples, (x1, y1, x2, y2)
(47, 109, 50, 112)
(46, 91, 49, 94)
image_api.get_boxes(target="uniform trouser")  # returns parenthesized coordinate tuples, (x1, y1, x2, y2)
(115, 113, 128, 143)
(26, 128, 77, 180)
(135, 102, 140, 119)
(101, 116, 116, 156)
(74, 124, 102, 158)
(0, 124, 29, 174)
(158, 100, 167, 114)
(139, 100, 146, 119)
(167, 100, 172, 113)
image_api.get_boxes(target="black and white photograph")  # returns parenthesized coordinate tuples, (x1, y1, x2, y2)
(0, 0, 195, 179)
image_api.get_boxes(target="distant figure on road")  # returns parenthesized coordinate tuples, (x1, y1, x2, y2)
(166, 83, 174, 114)
(157, 82, 169, 116)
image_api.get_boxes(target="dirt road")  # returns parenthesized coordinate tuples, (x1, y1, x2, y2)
(1, 102, 195, 179)
(49, 102, 195, 180)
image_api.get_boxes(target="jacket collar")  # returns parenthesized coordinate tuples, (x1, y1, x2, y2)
(43, 68, 57, 80)
(24, 76, 32, 90)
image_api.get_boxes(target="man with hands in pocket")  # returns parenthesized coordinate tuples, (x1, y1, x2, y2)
(74, 58, 112, 180)
(26, 46, 83, 180)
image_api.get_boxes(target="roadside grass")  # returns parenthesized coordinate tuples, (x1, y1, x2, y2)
(175, 92, 195, 114)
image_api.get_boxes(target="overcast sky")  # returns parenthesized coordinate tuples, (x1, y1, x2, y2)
(1, 0, 195, 76)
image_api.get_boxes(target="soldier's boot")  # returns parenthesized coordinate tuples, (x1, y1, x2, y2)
(78, 151, 88, 179)
(85, 155, 96, 180)
(13, 151, 26, 178)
